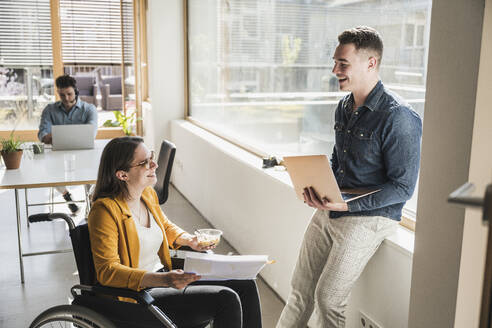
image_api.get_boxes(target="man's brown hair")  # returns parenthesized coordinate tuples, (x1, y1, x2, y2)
(338, 26, 383, 67)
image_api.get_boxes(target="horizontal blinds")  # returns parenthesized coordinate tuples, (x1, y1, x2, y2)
(60, 0, 134, 65)
(0, 0, 53, 67)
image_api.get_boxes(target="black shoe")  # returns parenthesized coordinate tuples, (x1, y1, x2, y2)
(63, 192, 79, 214)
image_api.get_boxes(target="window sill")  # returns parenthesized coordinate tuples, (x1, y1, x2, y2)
(179, 120, 415, 257)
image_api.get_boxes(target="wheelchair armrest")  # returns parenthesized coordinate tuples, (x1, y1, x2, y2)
(71, 284, 155, 305)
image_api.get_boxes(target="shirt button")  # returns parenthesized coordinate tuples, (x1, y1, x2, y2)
(340, 170, 344, 173)
(343, 149, 347, 153)
(360, 133, 364, 137)
(347, 130, 351, 133)
(355, 112, 359, 115)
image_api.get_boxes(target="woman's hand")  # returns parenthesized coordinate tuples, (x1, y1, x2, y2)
(161, 270, 201, 289)
(176, 233, 217, 252)
(140, 270, 201, 289)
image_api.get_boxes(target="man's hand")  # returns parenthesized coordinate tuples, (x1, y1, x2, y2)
(42, 133, 52, 144)
(303, 186, 348, 211)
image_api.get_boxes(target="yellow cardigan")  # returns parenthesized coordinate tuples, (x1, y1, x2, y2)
(88, 186, 185, 291)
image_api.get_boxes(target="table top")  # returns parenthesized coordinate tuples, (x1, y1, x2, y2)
(0, 140, 109, 189)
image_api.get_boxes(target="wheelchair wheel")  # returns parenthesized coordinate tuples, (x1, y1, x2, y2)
(29, 304, 116, 328)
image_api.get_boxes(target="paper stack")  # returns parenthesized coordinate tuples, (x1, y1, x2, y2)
(183, 252, 270, 280)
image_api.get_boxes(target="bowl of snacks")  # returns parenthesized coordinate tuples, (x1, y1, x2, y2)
(194, 228, 223, 247)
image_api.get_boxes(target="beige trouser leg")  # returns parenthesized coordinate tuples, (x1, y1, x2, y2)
(276, 210, 398, 328)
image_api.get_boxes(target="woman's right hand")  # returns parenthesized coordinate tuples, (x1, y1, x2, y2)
(162, 270, 201, 289)
(141, 270, 201, 289)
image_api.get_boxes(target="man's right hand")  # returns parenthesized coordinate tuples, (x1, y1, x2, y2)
(42, 133, 52, 144)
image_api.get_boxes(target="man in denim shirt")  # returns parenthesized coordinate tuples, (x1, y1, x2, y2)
(277, 27, 422, 328)
(38, 75, 98, 214)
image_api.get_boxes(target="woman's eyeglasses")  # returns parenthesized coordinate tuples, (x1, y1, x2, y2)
(130, 151, 155, 169)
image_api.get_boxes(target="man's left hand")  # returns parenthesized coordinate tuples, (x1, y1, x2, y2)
(303, 186, 348, 211)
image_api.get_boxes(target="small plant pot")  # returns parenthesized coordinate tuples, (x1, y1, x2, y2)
(1, 150, 23, 169)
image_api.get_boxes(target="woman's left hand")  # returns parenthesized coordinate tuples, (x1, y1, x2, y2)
(176, 233, 216, 252)
(187, 235, 217, 252)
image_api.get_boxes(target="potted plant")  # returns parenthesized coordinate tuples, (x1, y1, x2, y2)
(1, 133, 24, 169)
(102, 111, 138, 136)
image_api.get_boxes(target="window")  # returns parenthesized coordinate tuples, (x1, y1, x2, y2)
(0, 0, 54, 130)
(186, 0, 432, 220)
(0, 0, 147, 136)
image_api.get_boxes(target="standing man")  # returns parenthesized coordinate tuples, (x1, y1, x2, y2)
(38, 74, 98, 214)
(276, 26, 422, 327)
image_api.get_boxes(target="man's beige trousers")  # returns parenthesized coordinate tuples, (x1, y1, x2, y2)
(276, 210, 398, 328)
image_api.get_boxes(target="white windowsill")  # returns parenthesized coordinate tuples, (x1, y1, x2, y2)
(177, 120, 415, 257)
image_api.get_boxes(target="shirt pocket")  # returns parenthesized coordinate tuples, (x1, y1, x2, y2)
(351, 127, 375, 159)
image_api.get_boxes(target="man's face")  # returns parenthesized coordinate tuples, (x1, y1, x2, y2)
(57, 86, 77, 109)
(332, 43, 374, 93)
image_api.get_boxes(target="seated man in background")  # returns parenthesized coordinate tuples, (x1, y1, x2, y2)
(38, 74, 98, 214)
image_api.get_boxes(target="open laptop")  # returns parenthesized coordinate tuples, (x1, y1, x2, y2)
(282, 155, 381, 203)
(52, 124, 95, 150)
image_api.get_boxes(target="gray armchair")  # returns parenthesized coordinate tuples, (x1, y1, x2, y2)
(95, 69, 123, 111)
(74, 75, 99, 107)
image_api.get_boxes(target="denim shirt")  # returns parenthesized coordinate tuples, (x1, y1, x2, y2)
(330, 80, 422, 221)
(38, 99, 98, 142)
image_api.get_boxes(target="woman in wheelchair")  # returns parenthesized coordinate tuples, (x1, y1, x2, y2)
(88, 136, 262, 328)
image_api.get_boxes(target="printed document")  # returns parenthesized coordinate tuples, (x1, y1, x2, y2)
(184, 253, 270, 280)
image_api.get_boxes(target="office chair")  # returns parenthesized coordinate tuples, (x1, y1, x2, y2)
(28, 213, 178, 328)
(154, 140, 176, 205)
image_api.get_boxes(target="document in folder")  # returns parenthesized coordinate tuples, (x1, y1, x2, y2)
(183, 253, 270, 280)
(282, 155, 381, 203)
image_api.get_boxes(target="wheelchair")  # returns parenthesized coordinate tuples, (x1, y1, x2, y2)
(28, 212, 207, 328)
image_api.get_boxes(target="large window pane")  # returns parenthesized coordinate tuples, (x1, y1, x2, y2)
(188, 0, 432, 216)
(0, 0, 54, 130)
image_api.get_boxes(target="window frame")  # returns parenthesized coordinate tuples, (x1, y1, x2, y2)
(0, 0, 149, 140)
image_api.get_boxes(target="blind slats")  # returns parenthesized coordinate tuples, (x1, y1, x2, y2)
(0, 0, 53, 66)
(60, 0, 134, 65)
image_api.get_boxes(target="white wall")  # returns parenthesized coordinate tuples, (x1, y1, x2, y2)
(408, 0, 486, 327)
(146, 0, 185, 150)
(170, 120, 413, 328)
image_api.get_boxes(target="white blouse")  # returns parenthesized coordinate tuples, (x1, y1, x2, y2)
(133, 209, 164, 272)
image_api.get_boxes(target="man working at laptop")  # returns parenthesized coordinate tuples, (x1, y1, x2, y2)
(38, 74, 98, 214)
(276, 27, 422, 328)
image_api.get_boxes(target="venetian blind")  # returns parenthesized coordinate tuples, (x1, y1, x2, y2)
(0, 0, 53, 67)
(59, 0, 134, 65)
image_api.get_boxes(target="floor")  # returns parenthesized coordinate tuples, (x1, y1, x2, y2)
(0, 184, 284, 327)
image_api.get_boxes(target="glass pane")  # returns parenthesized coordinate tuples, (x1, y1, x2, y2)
(0, 67, 55, 130)
(188, 0, 432, 216)
(188, 0, 430, 155)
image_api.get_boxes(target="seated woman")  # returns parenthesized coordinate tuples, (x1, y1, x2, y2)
(88, 136, 262, 328)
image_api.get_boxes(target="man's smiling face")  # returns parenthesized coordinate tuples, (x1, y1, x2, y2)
(332, 43, 372, 93)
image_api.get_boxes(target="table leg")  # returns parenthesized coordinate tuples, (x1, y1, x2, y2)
(15, 189, 25, 284)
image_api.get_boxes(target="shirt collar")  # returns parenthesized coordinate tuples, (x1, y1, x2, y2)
(361, 80, 384, 111)
(343, 80, 384, 112)
(56, 98, 81, 112)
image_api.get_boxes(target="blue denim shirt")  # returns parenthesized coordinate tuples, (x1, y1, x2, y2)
(38, 99, 98, 142)
(330, 81, 422, 221)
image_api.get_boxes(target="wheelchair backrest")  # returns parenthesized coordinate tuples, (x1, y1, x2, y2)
(69, 223, 97, 286)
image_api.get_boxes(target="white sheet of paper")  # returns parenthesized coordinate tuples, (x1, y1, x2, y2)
(183, 253, 269, 280)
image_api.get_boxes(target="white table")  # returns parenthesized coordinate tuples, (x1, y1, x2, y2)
(0, 140, 109, 283)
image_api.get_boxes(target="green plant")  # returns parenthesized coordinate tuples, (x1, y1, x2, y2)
(1, 133, 23, 153)
(102, 111, 139, 136)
